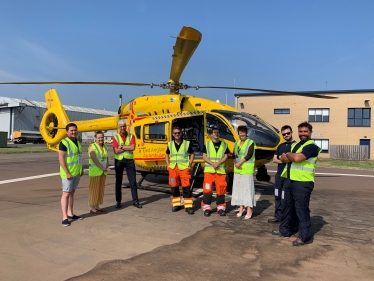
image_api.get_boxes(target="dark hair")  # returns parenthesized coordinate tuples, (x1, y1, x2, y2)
(65, 123, 77, 131)
(210, 126, 219, 134)
(95, 131, 104, 138)
(281, 125, 292, 132)
(172, 126, 181, 132)
(298, 121, 313, 131)
(237, 125, 247, 134)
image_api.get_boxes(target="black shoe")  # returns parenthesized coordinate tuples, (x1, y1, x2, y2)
(292, 238, 306, 246)
(204, 210, 211, 217)
(133, 203, 142, 208)
(218, 210, 226, 216)
(268, 218, 280, 223)
(172, 206, 182, 212)
(115, 203, 121, 209)
(185, 208, 194, 215)
(271, 230, 290, 239)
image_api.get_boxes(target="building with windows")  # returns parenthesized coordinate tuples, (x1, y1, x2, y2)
(234, 90, 373, 159)
(0, 96, 117, 142)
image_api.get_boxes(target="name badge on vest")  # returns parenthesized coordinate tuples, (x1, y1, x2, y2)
(235, 158, 240, 163)
(78, 156, 83, 165)
(101, 161, 107, 168)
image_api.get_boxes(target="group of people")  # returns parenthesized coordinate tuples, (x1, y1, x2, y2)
(166, 125, 257, 218)
(58, 120, 141, 227)
(268, 122, 320, 246)
(58, 119, 320, 247)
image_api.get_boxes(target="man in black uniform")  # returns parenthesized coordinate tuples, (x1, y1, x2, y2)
(273, 122, 320, 245)
(268, 125, 295, 223)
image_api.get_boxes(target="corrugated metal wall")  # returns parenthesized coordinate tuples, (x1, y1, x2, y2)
(13, 105, 114, 132)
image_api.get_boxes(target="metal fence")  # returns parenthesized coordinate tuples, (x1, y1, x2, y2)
(330, 145, 369, 160)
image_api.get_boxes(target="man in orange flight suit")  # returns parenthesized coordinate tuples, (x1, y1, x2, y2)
(165, 126, 195, 215)
(201, 127, 230, 217)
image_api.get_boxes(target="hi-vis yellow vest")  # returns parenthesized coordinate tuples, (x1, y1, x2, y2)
(234, 139, 256, 175)
(204, 141, 227, 174)
(168, 140, 190, 170)
(281, 140, 321, 182)
(113, 133, 134, 160)
(60, 138, 83, 178)
(88, 143, 108, 176)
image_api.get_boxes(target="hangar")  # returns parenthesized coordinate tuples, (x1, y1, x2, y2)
(234, 90, 373, 159)
(0, 96, 117, 143)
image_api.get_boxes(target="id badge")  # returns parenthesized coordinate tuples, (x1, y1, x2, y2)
(235, 158, 240, 163)
(78, 156, 83, 165)
(101, 161, 107, 168)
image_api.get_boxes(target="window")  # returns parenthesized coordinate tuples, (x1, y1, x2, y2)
(206, 113, 235, 142)
(274, 108, 290, 114)
(240, 103, 244, 109)
(313, 139, 329, 153)
(143, 122, 168, 143)
(348, 108, 371, 127)
(134, 126, 141, 139)
(309, 108, 329, 122)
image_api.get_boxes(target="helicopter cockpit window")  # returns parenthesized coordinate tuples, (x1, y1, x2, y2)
(206, 113, 235, 142)
(144, 122, 168, 143)
(211, 110, 280, 148)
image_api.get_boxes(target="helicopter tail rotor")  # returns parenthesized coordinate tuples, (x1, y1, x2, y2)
(40, 89, 70, 150)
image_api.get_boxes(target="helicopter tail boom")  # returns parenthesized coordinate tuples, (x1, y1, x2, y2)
(40, 89, 118, 151)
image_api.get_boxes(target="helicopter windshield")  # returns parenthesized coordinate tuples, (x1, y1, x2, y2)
(211, 110, 280, 148)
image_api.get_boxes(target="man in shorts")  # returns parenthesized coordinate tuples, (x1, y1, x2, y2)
(58, 123, 84, 226)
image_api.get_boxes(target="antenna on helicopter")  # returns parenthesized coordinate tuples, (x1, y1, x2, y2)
(119, 94, 122, 106)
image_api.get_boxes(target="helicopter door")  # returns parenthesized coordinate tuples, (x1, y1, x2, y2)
(142, 121, 170, 160)
(171, 114, 204, 158)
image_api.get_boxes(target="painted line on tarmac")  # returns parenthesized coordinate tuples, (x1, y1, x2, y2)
(0, 169, 90, 185)
(267, 170, 374, 178)
(0, 173, 60, 185)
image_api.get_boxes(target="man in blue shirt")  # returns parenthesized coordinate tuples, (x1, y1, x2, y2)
(268, 125, 295, 223)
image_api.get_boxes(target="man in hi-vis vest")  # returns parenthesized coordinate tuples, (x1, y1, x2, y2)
(165, 126, 195, 215)
(58, 123, 84, 227)
(273, 121, 321, 246)
(112, 119, 142, 209)
(201, 127, 230, 217)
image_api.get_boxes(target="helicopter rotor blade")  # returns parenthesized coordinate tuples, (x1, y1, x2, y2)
(0, 81, 154, 87)
(188, 85, 338, 99)
(169, 26, 202, 84)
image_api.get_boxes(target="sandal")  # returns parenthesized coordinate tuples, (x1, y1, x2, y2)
(244, 213, 253, 220)
(96, 208, 106, 213)
(236, 212, 244, 217)
(90, 210, 100, 214)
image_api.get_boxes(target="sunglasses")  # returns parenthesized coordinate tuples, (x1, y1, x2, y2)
(173, 132, 181, 135)
(282, 132, 291, 136)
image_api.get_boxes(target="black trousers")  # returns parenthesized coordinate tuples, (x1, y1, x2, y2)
(274, 173, 285, 221)
(115, 159, 139, 204)
(279, 179, 314, 242)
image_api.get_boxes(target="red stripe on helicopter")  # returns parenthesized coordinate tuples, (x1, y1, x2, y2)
(119, 113, 130, 117)
(135, 117, 146, 121)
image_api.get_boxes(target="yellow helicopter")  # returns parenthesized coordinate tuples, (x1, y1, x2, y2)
(1, 26, 335, 183)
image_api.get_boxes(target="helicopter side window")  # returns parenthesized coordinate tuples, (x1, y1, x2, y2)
(144, 122, 168, 143)
(134, 126, 141, 139)
(206, 113, 235, 142)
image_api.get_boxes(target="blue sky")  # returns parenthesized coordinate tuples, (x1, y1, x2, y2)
(1, 0, 374, 111)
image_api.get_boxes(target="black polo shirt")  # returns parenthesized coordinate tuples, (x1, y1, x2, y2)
(275, 141, 295, 174)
